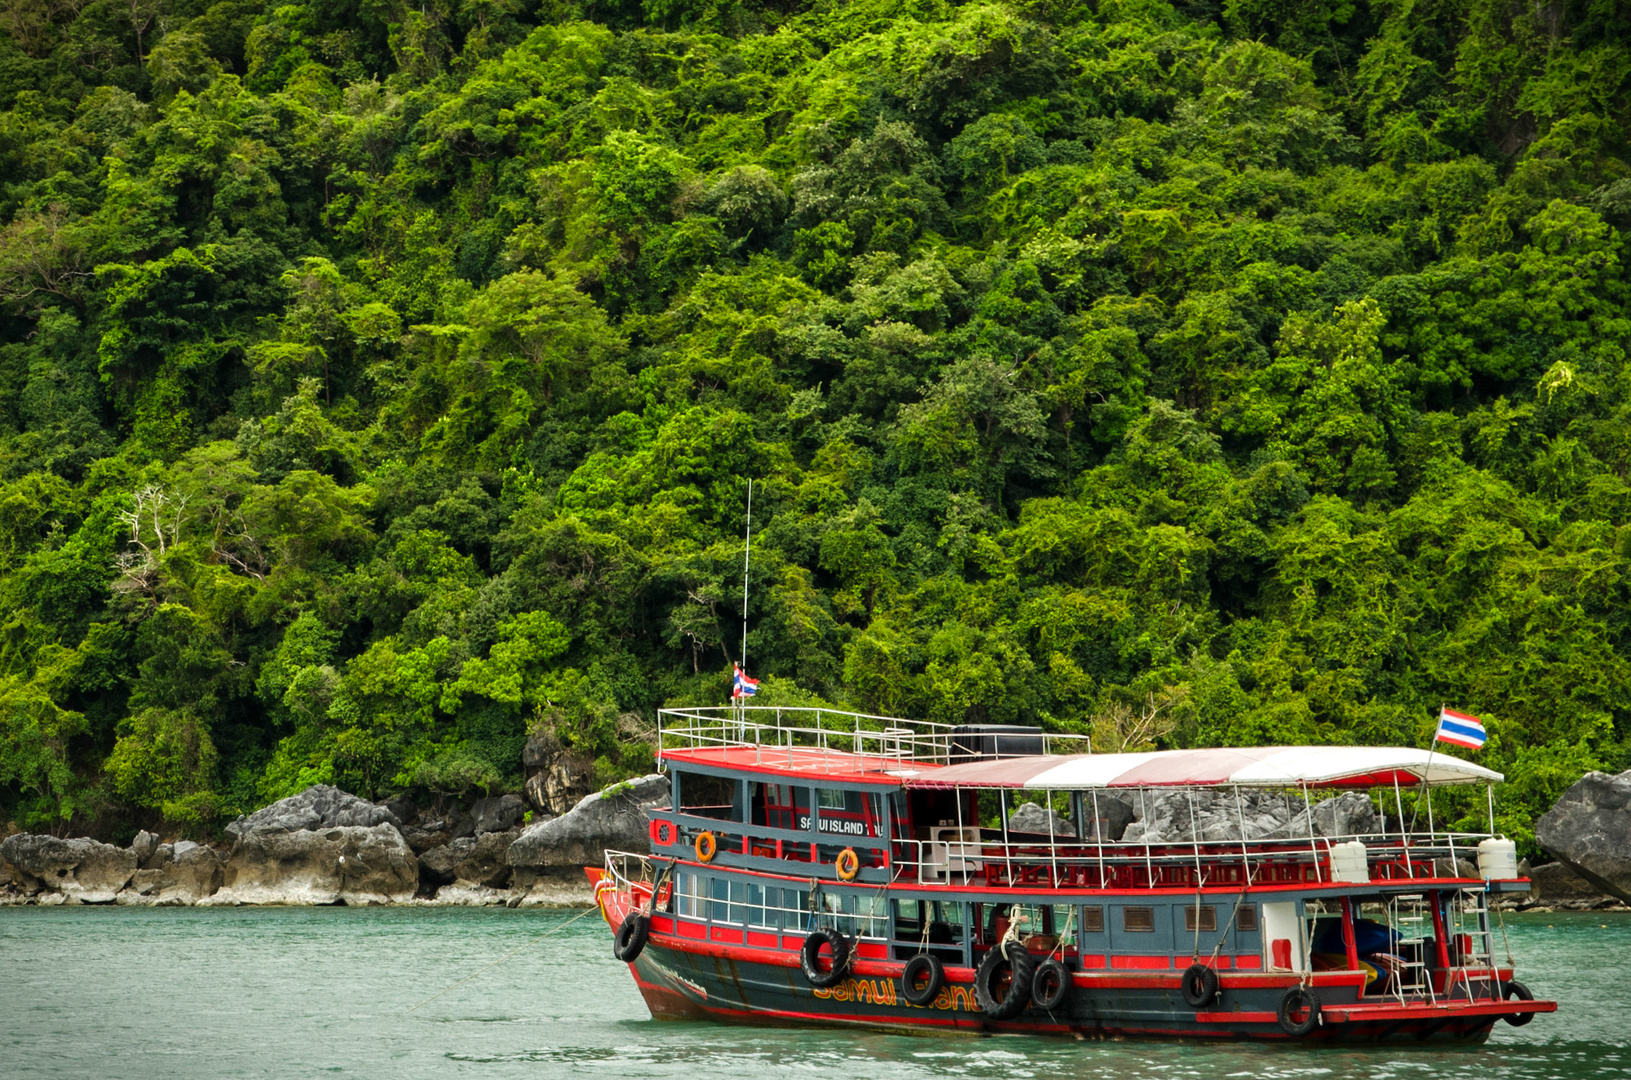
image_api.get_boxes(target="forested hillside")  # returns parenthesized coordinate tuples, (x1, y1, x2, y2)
(0, 0, 1627, 845)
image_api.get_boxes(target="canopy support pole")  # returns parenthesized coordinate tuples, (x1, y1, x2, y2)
(1090, 789, 1106, 888)
(999, 789, 1013, 884)
(1233, 785, 1253, 887)
(1303, 782, 1321, 883)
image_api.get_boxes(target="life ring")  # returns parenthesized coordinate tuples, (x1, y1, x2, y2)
(1501, 980, 1534, 1026)
(835, 847, 861, 881)
(695, 830, 717, 863)
(800, 928, 852, 988)
(614, 912, 650, 962)
(1180, 962, 1219, 1008)
(901, 954, 944, 1006)
(1276, 985, 1322, 1036)
(1031, 957, 1071, 1011)
(974, 943, 1035, 1020)
(649, 819, 673, 847)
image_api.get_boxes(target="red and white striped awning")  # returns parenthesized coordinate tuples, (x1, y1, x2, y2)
(908, 746, 1502, 790)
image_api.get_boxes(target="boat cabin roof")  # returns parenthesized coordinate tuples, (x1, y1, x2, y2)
(661, 744, 1503, 789)
(906, 745, 1503, 790)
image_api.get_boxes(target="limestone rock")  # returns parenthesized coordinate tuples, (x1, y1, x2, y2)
(1120, 789, 1381, 845)
(1006, 802, 1076, 838)
(1086, 794, 1136, 842)
(130, 830, 160, 865)
(380, 795, 418, 827)
(402, 823, 450, 854)
(523, 773, 551, 814)
(1529, 861, 1619, 908)
(470, 794, 526, 836)
(142, 843, 173, 870)
(224, 784, 401, 840)
(211, 824, 417, 905)
(0, 834, 136, 902)
(1535, 768, 1631, 906)
(417, 843, 460, 887)
(509, 774, 669, 870)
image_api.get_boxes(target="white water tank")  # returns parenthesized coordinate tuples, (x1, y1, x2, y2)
(1477, 838, 1519, 880)
(1330, 840, 1370, 883)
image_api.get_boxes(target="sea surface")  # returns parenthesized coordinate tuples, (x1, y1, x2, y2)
(0, 906, 1625, 1080)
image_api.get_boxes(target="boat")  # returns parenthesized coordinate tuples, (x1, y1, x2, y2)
(590, 706, 1556, 1041)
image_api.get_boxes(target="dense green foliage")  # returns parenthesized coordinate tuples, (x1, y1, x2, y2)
(0, 0, 1627, 847)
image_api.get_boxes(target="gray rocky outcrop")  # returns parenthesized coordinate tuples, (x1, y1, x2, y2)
(210, 823, 417, 905)
(421, 829, 523, 894)
(131, 830, 161, 865)
(1120, 789, 1381, 845)
(509, 774, 668, 871)
(1527, 861, 1621, 908)
(521, 731, 595, 815)
(224, 784, 401, 839)
(0, 834, 137, 902)
(470, 794, 526, 836)
(1535, 768, 1631, 905)
(402, 822, 451, 854)
(1006, 802, 1076, 838)
(116, 842, 224, 905)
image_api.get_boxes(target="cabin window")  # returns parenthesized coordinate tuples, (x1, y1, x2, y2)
(674, 871, 706, 919)
(1123, 906, 1155, 932)
(892, 899, 966, 948)
(1236, 905, 1258, 932)
(820, 890, 885, 938)
(1081, 905, 1105, 933)
(1183, 905, 1217, 932)
(750, 782, 809, 831)
(677, 771, 742, 822)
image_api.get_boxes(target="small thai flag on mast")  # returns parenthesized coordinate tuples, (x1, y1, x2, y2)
(1436, 707, 1487, 749)
(732, 664, 759, 699)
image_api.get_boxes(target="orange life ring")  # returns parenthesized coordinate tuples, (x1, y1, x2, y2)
(835, 847, 861, 881)
(649, 818, 673, 847)
(696, 830, 717, 863)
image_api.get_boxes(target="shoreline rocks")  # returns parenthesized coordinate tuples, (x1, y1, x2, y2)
(0, 774, 663, 907)
(1535, 768, 1631, 906)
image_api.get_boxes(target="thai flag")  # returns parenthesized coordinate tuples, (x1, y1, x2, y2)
(732, 664, 759, 699)
(1436, 707, 1487, 750)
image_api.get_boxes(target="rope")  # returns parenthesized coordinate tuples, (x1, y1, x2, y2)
(406, 906, 599, 1014)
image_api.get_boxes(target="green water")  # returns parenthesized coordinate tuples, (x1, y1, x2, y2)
(0, 907, 1625, 1079)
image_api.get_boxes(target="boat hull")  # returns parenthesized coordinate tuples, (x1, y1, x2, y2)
(594, 882, 1543, 1043)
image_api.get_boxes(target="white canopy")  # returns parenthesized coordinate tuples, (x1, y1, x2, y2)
(910, 745, 1503, 790)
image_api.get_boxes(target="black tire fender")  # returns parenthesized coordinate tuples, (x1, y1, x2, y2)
(1501, 979, 1535, 1026)
(1180, 962, 1220, 1008)
(614, 913, 650, 963)
(800, 928, 852, 988)
(1032, 957, 1071, 1011)
(901, 954, 944, 1007)
(1276, 985, 1322, 1037)
(974, 943, 1036, 1021)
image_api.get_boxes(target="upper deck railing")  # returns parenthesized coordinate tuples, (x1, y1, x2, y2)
(656, 705, 1091, 771)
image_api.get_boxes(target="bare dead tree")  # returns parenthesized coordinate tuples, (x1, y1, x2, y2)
(112, 484, 187, 598)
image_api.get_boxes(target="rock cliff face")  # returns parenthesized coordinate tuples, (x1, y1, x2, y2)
(224, 784, 401, 838)
(211, 823, 418, 905)
(509, 774, 668, 872)
(1535, 768, 1631, 905)
(0, 835, 136, 902)
(1120, 788, 1380, 845)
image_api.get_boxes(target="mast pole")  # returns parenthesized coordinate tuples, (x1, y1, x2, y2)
(741, 478, 753, 678)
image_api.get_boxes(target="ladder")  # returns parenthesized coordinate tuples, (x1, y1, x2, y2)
(1386, 895, 1435, 1004)
(1448, 889, 1500, 1001)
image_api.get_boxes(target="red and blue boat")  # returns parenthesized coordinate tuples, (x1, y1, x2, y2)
(592, 707, 1556, 1041)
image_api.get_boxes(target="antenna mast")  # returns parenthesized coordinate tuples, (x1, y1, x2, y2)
(740, 479, 752, 676)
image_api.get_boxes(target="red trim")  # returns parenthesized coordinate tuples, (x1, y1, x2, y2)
(1198, 1011, 1278, 1023)
(1111, 955, 1171, 970)
(711, 926, 744, 944)
(1235, 955, 1262, 970)
(746, 930, 779, 948)
(677, 920, 706, 940)
(1080, 954, 1106, 969)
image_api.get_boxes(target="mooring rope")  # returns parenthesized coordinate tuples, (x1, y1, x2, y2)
(406, 905, 600, 1014)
